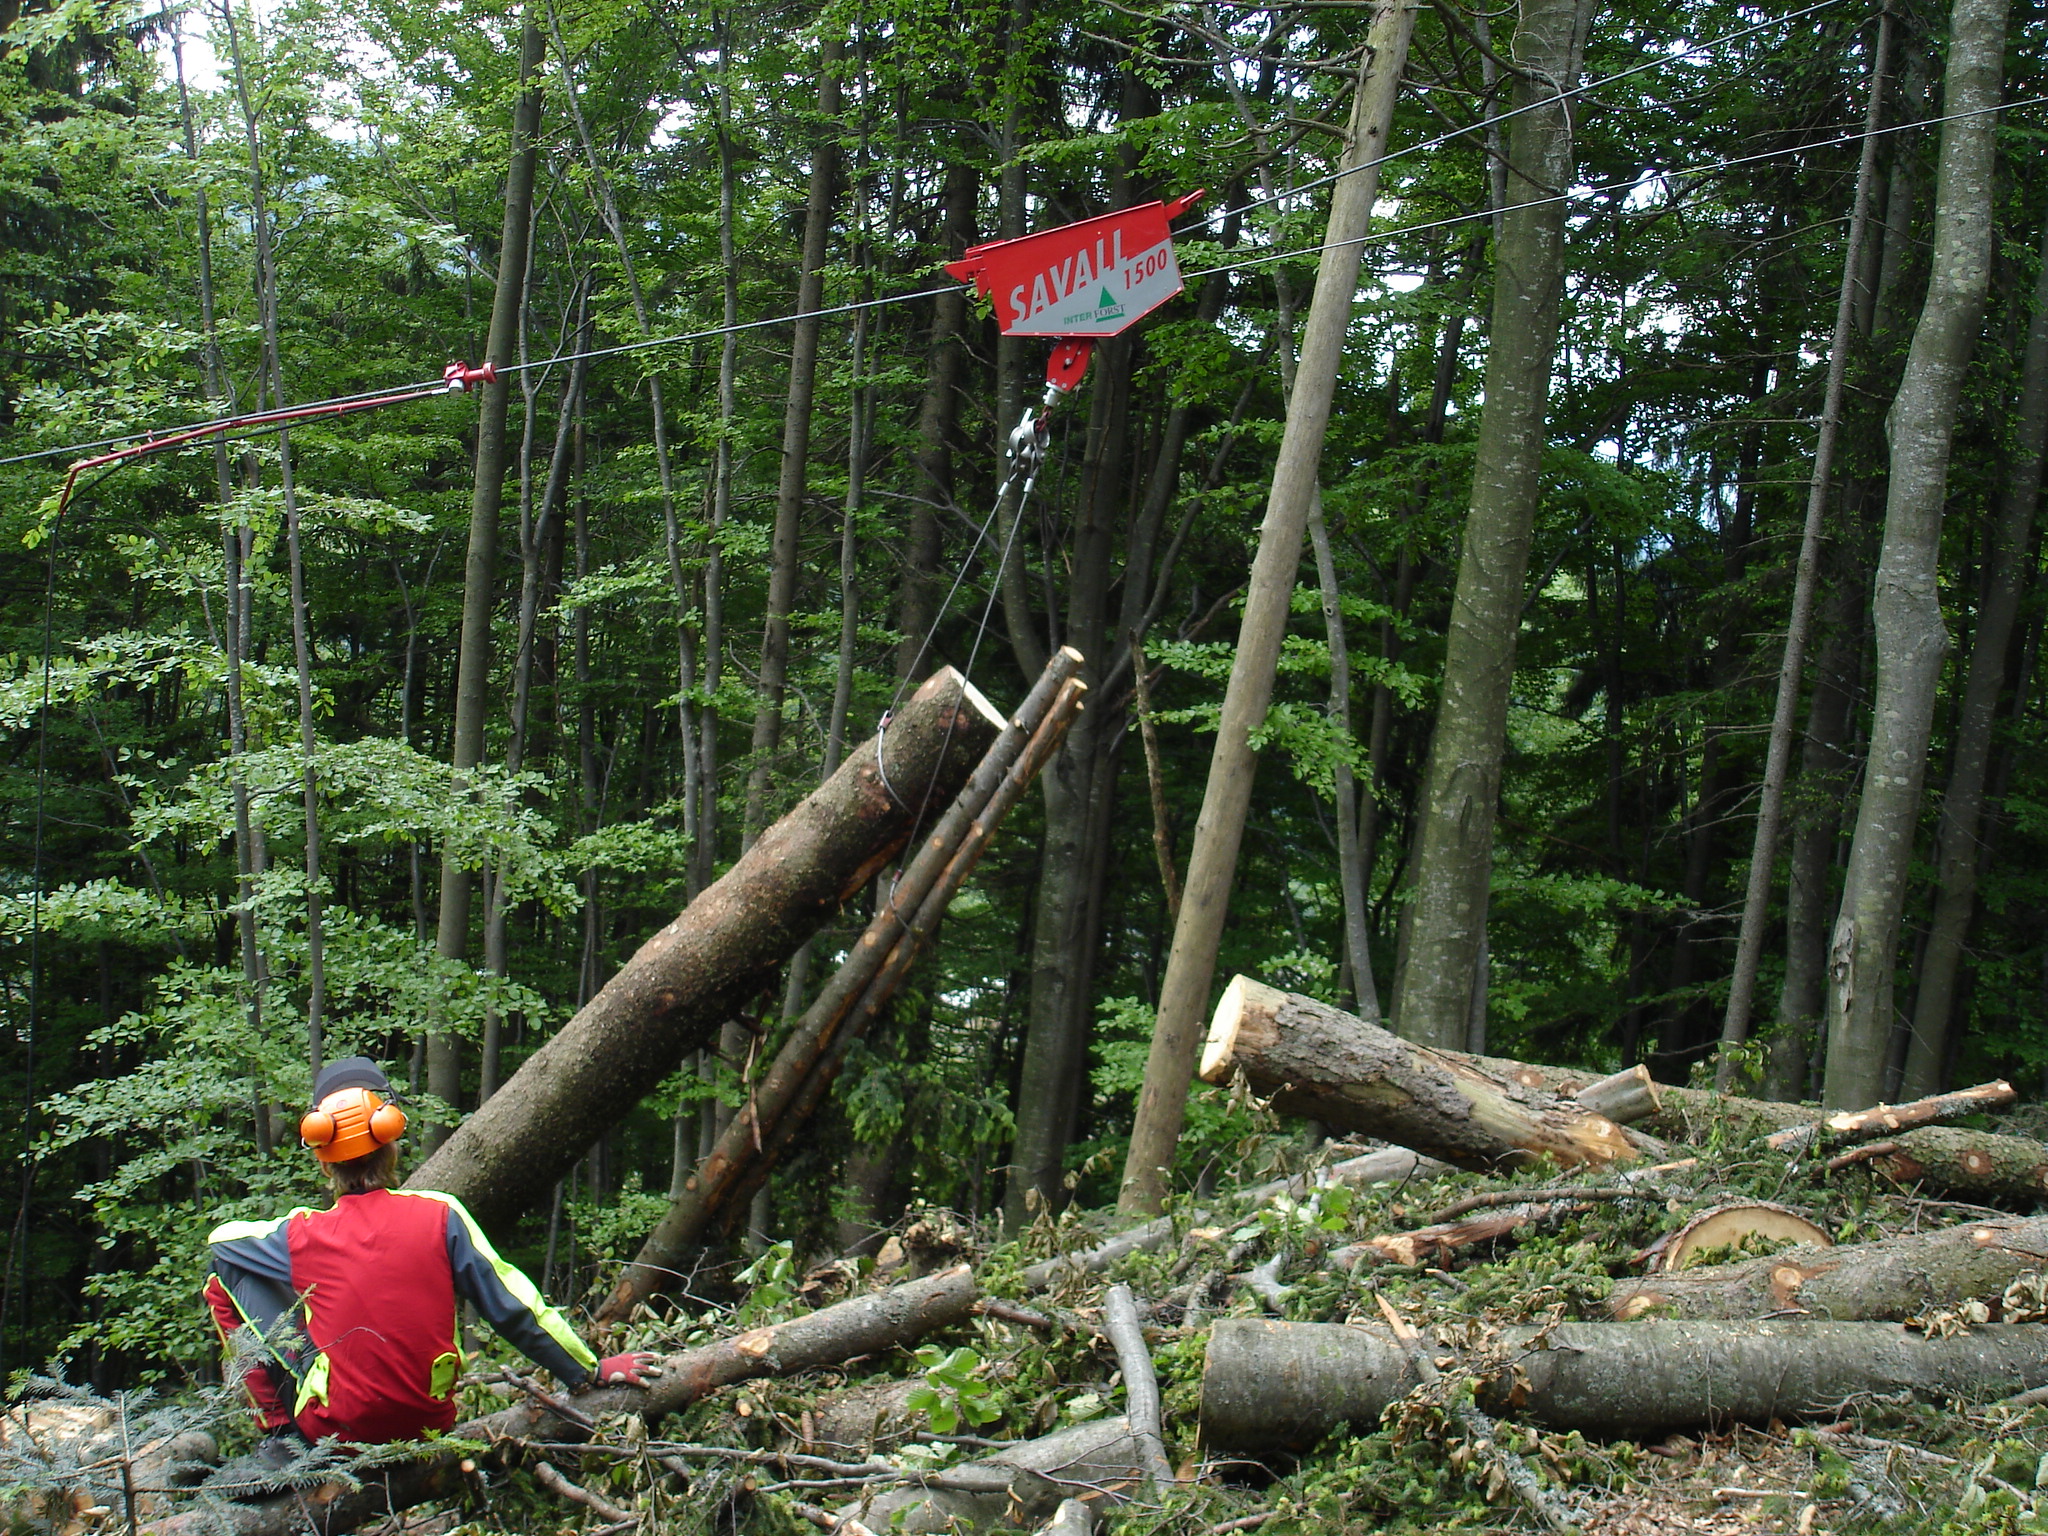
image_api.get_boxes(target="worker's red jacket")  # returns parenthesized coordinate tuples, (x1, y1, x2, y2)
(204, 1187, 597, 1444)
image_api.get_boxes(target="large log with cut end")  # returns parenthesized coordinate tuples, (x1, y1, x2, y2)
(147, 1268, 980, 1536)
(1199, 1317, 2048, 1450)
(409, 668, 1004, 1233)
(1611, 1215, 2048, 1320)
(1200, 978, 1642, 1169)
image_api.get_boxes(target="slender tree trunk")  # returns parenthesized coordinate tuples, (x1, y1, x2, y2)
(1824, 0, 2006, 1108)
(894, 158, 974, 676)
(218, 0, 327, 1073)
(1715, 14, 1893, 1084)
(1763, 552, 1867, 1100)
(742, 38, 844, 844)
(1119, 0, 1416, 1216)
(1390, 0, 1584, 1051)
(1902, 218, 2048, 1094)
(430, 11, 546, 1137)
(1308, 491, 1378, 1019)
(173, 28, 267, 1084)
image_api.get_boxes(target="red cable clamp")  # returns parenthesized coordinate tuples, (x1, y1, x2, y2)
(443, 361, 497, 392)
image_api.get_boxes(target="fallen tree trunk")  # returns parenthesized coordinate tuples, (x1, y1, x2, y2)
(1767, 1080, 2016, 1154)
(842, 1416, 1147, 1534)
(1611, 1213, 2048, 1320)
(1200, 978, 1643, 1169)
(1200, 1317, 2048, 1450)
(152, 1269, 979, 1536)
(408, 668, 1004, 1233)
(598, 655, 1083, 1321)
(1828, 1123, 2048, 1201)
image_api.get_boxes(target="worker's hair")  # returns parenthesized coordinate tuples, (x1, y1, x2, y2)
(324, 1140, 401, 1195)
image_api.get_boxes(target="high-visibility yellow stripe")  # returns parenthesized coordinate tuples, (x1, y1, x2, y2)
(393, 1189, 597, 1371)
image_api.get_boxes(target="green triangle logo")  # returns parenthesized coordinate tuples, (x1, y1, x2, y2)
(1099, 287, 1117, 308)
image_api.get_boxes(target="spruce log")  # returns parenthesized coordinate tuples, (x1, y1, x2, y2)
(1767, 1080, 2016, 1154)
(1828, 1124, 2048, 1201)
(1611, 1214, 2048, 1320)
(149, 1269, 979, 1536)
(846, 1416, 1147, 1534)
(408, 668, 1003, 1233)
(1199, 1317, 2048, 1450)
(1201, 978, 1643, 1169)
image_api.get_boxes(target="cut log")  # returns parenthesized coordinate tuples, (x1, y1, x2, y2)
(1200, 978, 1644, 1169)
(1572, 1065, 1664, 1125)
(1611, 1213, 2048, 1320)
(405, 667, 1003, 1233)
(597, 657, 1083, 1320)
(844, 1416, 1147, 1534)
(1037, 1499, 1094, 1536)
(1767, 1080, 2016, 1154)
(1826, 1124, 2048, 1201)
(1647, 1201, 1832, 1273)
(1199, 1317, 2048, 1450)
(1333, 1205, 1553, 1268)
(148, 1268, 979, 1536)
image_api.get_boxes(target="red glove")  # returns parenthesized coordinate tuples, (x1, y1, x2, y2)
(596, 1351, 663, 1388)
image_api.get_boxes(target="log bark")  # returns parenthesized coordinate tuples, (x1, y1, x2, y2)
(1573, 1065, 1663, 1124)
(1200, 978, 1642, 1169)
(408, 669, 1003, 1233)
(845, 1416, 1147, 1534)
(150, 1269, 978, 1536)
(1827, 1124, 2048, 1201)
(1200, 1317, 2048, 1451)
(1610, 1215, 2048, 1321)
(1765, 1079, 2015, 1154)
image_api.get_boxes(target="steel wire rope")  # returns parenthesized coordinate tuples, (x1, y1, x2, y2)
(1200, 0, 1852, 226)
(1188, 92, 2045, 283)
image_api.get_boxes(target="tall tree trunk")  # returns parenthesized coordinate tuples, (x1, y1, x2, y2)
(1823, 0, 2006, 1108)
(741, 39, 844, 844)
(1763, 546, 1868, 1100)
(1004, 335, 1137, 1227)
(1902, 217, 2048, 1094)
(1716, 15, 1892, 1085)
(429, 11, 545, 1138)
(1390, 0, 1584, 1051)
(173, 27, 267, 1090)
(1119, 0, 1416, 1217)
(218, 0, 327, 1073)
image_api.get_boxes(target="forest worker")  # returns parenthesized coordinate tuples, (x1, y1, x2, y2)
(203, 1056, 660, 1463)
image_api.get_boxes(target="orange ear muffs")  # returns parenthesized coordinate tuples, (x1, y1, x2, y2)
(303, 1087, 406, 1162)
(369, 1098, 408, 1146)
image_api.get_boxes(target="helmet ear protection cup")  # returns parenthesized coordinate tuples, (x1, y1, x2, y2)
(300, 1087, 407, 1163)
(368, 1098, 407, 1146)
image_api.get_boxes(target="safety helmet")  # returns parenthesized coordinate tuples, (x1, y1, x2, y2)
(299, 1057, 407, 1163)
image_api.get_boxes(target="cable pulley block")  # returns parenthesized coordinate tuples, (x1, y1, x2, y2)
(442, 361, 498, 392)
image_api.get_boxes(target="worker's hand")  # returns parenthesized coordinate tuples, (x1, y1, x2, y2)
(595, 1351, 663, 1388)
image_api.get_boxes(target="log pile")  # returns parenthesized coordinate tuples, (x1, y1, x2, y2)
(44, 967, 2048, 1535)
